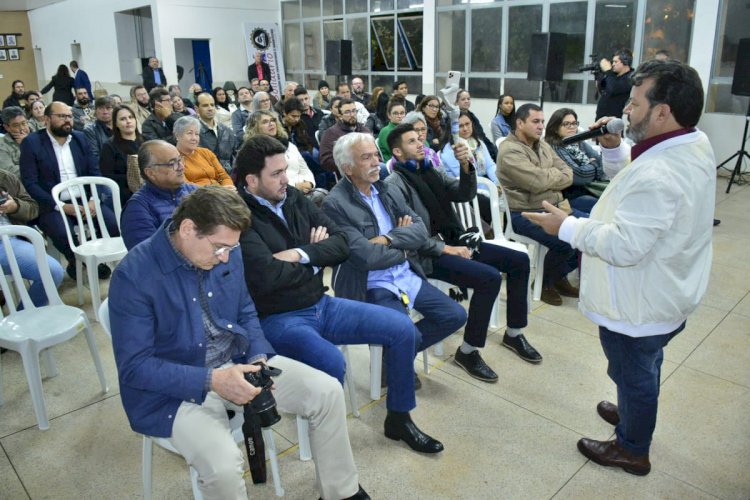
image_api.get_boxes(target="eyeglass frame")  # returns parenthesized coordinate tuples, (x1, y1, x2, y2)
(206, 235, 241, 257)
(562, 120, 580, 128)
(150, 156, 185, 171)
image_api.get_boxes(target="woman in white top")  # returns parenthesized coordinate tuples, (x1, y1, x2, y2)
(212, 87, 236, 130)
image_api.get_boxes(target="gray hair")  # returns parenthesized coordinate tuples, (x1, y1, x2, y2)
(137, 139, 170, 179)
(173, 115, 200, 138)
(1, 106, 25, 125)
(332, 132, 376, 178)
(252, 91, 270, 112)
(402, 111, 426, 126)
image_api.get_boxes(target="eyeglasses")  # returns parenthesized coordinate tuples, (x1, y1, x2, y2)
(206, 236, 240, 257)
(340, 109, 357, 116)
(259, 98, 271, 104)
(425, 104, 440, 110)
(390, 111, 406, 117)
(562, 121, 580, 128)
(151, 156, 184, 170)
(51, 113, 74, 121)
(159, 97, 172, 103)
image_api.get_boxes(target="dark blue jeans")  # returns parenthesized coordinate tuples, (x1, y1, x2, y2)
(599, 322, 685, 455)
(429, 242, 530, 346)
(366, 280, 467, 353)
(510, 208, 587, 285)
(260, 295, 419, 412)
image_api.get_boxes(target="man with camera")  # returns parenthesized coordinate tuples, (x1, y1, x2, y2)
(381, 124, 542, 371)
(109, 186, 368, 500)
(595, 49, 634, 120)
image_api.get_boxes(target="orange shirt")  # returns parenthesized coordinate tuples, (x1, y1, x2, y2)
(182, 147, 233, 187)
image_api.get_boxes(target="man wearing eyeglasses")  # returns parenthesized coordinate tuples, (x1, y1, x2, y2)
(19, 101, 120, 280)
(319, 98, 371, 173)
(0, 106, 30, 177)
(110, 186, 370, 500)
(120, 140, 197, 250)
(142, 87, 181, 144)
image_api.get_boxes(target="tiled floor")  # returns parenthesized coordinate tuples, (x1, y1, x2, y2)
(1, 173, 748, 499)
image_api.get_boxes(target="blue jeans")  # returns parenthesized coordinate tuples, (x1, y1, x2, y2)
(511, 208, 588, 285)
(0, 236, 64, 307)
(260, 295, 419, 412)
(366, 280, 467, 352)
(599, 323, 685, 455)
(429, 241, 530, 345)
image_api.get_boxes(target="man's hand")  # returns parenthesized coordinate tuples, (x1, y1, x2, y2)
(599, 58, 612, 72)
(87, 199, 98, 218)
(62, 203, 87, 217)
(443, 245, 472, 258)
(522, 201, 568, 236)
(368, 235, 390, 245)
(272, 249, 302, 262)
(210, 364, 262, 405)
(453, 141, 472, 172)
(590, 116, 622, 149)
(11, 129, 29, 145)
(309, 226, 329, 243)
(396, 215, 412, 227)
(0, 195, 18, 215)
(295, 181, 313, 194)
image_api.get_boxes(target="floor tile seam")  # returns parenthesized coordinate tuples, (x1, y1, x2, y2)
(528, 309, 600, 338)
(657, 469, 725, 500)
(0, 441, 32, 499)
(666, 306, 733, 372)
(548, 458, 595, 500)
(663, 363, 750, 391)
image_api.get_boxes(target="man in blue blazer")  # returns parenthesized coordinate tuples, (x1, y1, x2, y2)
(19, 101, 119, 279)
(70, 61, 92, 104)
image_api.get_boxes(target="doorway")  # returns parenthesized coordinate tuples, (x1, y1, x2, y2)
(174, 38, 212, 96)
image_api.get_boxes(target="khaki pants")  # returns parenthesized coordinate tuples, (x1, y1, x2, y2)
(167, 356, 359, 499)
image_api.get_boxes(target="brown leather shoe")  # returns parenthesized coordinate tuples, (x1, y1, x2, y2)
(554, 277, 579, 298)
(541, 285, 563, 306)
(597, 400, 620, 426)
(577, 438, 651, 476)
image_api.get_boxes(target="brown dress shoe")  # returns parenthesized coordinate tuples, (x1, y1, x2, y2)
(577, 438, 651, 476)
(554, 277, 580, 297)
(597, 400, 620, 426)
(541, 285, 563, 306)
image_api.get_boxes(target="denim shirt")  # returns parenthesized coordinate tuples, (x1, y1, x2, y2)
(109, 220, 275, 438)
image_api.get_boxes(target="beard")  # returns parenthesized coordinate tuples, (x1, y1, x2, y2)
(51, 123, 72, 137)
(626, 110, 651, 144)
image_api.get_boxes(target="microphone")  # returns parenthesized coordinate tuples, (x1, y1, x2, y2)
(561, 118, 625, 145)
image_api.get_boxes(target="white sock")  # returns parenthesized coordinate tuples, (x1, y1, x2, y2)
(459, 342, 478, 354)
(506, 328, 522, 338)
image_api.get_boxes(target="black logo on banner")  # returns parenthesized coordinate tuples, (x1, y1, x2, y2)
(251, 28, 271, 50)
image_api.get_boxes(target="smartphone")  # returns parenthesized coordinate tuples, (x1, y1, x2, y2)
(446, 70, 461, 88)
(0, 190, 7, 206)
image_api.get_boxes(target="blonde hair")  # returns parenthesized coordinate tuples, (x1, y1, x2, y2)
(243, 110, 288, 144)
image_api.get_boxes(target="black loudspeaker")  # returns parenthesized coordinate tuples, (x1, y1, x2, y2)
(527, 33, 567, 82)
(731, 38, 750, 97)
(325, 40, 352, 76)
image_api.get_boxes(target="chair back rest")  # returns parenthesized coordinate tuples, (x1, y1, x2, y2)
(495, 136, 506, 151)
(451, 195, 483, 236)
(0, 226, 63, 316)
(497, 181, 521, 241)
(50, 177, 123, 251)
(98, 299, 111, 338)
(476, 177, 507, 239)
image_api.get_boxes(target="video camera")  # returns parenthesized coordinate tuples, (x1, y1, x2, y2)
(578, 54, 602, 77)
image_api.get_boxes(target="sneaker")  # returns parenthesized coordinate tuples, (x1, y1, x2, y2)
(453, 348, 498, 383)
(502, 332, 543, 364)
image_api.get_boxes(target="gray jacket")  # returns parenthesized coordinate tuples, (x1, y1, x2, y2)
(0, 134, 21, 177)
(199, 120, 236, 172)
(384, 160, 476, 275)
(322, 177, 429, 302)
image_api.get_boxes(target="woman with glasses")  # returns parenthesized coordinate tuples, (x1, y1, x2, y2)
(376, 100, 407, 162)
(544, 108, 605, 212)
(490, 94, 516, 142)
(416, 95, 449, 151)
(174, 116, 235, 189)
(252, 91, 273, 113)
(100, 105, 145, 204)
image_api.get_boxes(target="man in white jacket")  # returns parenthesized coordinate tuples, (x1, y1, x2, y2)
(523, 60, 715, 476)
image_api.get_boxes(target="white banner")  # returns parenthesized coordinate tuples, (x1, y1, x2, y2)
(243, 23, 286, 99)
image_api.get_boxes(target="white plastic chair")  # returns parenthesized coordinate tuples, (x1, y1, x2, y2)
(98, 299, 309, 498)
(51, 176, 127, 321)
(495, 136, 506, 152)
(0, 226, 108, 430)
(496, 181, 549, 301)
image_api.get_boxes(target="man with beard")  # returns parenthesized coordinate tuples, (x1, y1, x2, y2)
(231, 86, 254, 144)
(195, 92, 235, 172)
(2, 80, 26, 110)
(128, 85, 151, 127)
(72, 87, 95, 131)
(524, 60, 715, 476)
(350, 77, 371, 106)
(319, 99, 370, 173)
(20, 102, 120, 279)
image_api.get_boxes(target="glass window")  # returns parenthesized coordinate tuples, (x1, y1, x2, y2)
(468, 78, 502, 99)
(437, 10, 466, 73)
(550, 2, 588, 74)
(504, 78, 541, 101)
(641, 0, 695, 63)
(347, 17, 369, 71)
(371, 16, 395, 71)
(282, 0, 301, 20)
(507, 5, 543, 73)
(323, 20, 344, 44)
(371, 0, 395, 11)
(302, 0, 321, 17)
(593, 0, 637, 61)
(397, 75, 425, 96)
(544, 80, 584, 103)
(284, 23, 303, 71)
(322, 0, 343, 16)
(398, 0, 424, 8)
(372, 75, 395, 92)
(707, 0, 750, 113)
(303, 21, 323, 70)
(347, 0, 367, 13)
(471, 8, 502, 73)
(398, 15, 423, 70)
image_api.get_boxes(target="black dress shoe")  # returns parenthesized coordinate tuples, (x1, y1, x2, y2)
(319, 484, 371, 500)
(453, 348, 498, 382)
(97, 263, 111, 279)
(502, 333, 543, 364)
(713, 218, 721, 226)
(66, 263, 77, 280)
(554, 276, 579, 298)
(596, 400, 620, 426)
(577, 438, 651, 476)
(384, 412, 444, 453)
(541, 286, 563, 306)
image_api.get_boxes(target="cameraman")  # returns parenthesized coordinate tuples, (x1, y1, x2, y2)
(595, 49, 634, 120)
(109, 185, 368, 500)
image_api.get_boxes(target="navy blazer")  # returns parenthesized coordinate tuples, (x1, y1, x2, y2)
(142, 68, 167, 92)
(19, 129, 99, 214)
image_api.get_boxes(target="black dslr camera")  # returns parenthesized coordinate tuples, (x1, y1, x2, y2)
(243, 365, 282, 428)
(578, 54, 602, 77)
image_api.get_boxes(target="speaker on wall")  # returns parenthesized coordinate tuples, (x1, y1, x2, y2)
(731, 38, 750, 97)
(528, 33, 567, 82)
(325, 40, 353, 76)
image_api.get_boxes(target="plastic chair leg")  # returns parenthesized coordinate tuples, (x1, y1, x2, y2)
(40, 348, 59, 378)
(85, 258, 100, 320)
(433, 341, 444, 357)
(82, 317, 108, 393)
(75, 258, 84, 306)
(20, 346, 49, 430)
(339, 346, 360, 417)
(262, 427, 285, 497)
(369, 345, 383, 401)
(296, 416, 311, 461)
(142, 437, 153, 500)
(532, 246, 548, 301)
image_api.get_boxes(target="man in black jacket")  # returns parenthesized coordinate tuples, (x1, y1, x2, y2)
(237, 135, 445, 454)
(141, 88, 180, 144)
(595, 49, 634, 120)
(142, 57, 167, 92)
